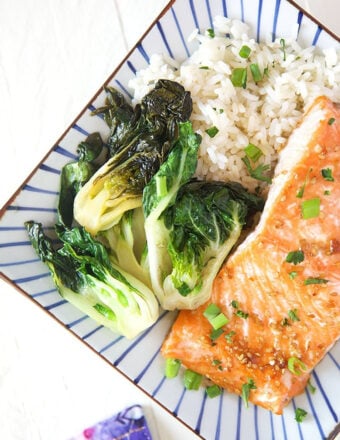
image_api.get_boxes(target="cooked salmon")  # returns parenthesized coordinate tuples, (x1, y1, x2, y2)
(162, 96, 340, 414)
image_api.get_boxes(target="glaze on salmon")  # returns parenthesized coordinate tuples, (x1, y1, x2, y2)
(162, 96, 340, 414)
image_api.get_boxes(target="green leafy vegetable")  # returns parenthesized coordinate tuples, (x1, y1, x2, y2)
(321, 168, 334, 181)
(143, 126, 264, 310)
(58, 132, 106, 228)
(25, 221, 159, 339)
(301, 197, 320, 219)
(231, 68, 247, 88)
(285, 250, 304, 265)
(74, 80, 193, 234)
(295, 408, 308, 423)
(241, 379, 257, 408)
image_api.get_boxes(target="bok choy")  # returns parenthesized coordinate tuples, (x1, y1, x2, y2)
(74, 80, 192, 235)
(25, 221, 159, 339)
(143, 122, 264, 310)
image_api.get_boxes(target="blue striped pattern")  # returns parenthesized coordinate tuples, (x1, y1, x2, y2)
(1, 1, 339, 440)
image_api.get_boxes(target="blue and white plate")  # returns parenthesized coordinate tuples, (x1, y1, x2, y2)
(0, 1, 339, 439)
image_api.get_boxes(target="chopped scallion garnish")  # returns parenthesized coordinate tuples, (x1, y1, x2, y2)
(295, 407, 308, 423)
(231, 68, 247, 88)
(301, 197, 320, 219)
(235, 309, 249, 319)
(304, 277, 329, 285)
(207, 28, 215, 38)
(206, 384, 222, 398)
(328, 117, 335, 125)
(184, 369, 203, 390)
(210, 312, 229, 330)
(210, 328, 225, 341)
(199, 65, 209, 70)
(287, 357, 307, 375)
(230, 300, 239, 309)
(289, 271, 298, 280)
(324, 190, 331, 195)
(239, 45, 251, 58)
(241, 378, 257, 408)
(205, 126, 219, 138)
(285, 250, 304, 265)
(250, 63, 262, 82)
(280, 38, 286, 61)
(244, 143, 263, 162)
(225, 330, 236, 342)
(288, 309, 300, 322)
(321, 168, 334, 181)
(165, 358, 181, 378)
(307, 380, 316, 394)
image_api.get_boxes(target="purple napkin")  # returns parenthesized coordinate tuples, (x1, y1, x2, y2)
(69, 404, 154, 440)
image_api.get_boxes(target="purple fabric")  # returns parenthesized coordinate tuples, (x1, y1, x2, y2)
(69, 405, 153, 440)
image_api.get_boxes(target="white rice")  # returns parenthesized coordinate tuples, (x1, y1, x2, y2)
(128, 17, 340, 192)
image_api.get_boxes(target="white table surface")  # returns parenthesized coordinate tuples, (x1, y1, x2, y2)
(0, 1, 338, 439)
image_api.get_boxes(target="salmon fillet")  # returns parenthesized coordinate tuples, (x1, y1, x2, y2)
(162, 96, 340, 414)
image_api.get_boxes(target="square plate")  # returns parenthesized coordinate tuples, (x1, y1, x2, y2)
(1, 0, 339, 439)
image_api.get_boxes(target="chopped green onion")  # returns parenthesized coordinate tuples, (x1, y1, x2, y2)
(210, 328, 225, 341)
(328, 117, 335, 125)
(307, 380, 316, 394)
(321, 168, 334, 181)
(296, 167, 312, 198)
(235, 309, 249, 319)
(324, 190, 331, 195)
(204, 303, 221, 319)
(295, 408, 308, 423)
(288, 309, 300, 322)
(210, 313, 229, 330)
(225, 330, 236, 342)
(230, 300, 239, 309)
(263, 66, 269, 77)
(241, 379, 257, 408)
(287, 357, 307, 375)
(280, 38, 286, 61)
(244, 143, 263, 162)
(289, 271, 298, 280)
(250, 63, 262, 82)
(304, 277, 329, 285)
(285, 250, 304, 265)
(207, 28, 215, 38)
(199, 65, 209, 70)
(239, 45, 251, 58)
(242, 156, 272, 183)
(184, 369, 203, 390)
(301, 197, 320, 219)
(231, 67, 247, 88)
(212, 359, 222, 366)
(165, 358, 181, 378)
(206, 384, 222, 398)
(281, 318, 290, 326)
(205, 126, 219, 138)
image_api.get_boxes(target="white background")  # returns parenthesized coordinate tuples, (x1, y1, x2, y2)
(0, 1, 338, 439)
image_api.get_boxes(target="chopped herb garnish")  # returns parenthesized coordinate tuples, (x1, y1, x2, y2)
(301, 197, 320, 219)
(264, 66, 269, 77)
(165, 358, 181, 378)
(280, 38, 286, 61)
(204, 303, 229, 330)
(296, 167, 312, 198)
(289, 271, 298, 280)
(206, 384, 222, 398)
(230, 300, 239, 309)
(324, 190, 331, 195)
(231, 67, 247, 88)
(321, 168, 334, 181)
(250, 63, 262, 82)
(328, 117, 335, 125)
(242, 156, 272, 183)
(244, 143, 263, 162)
(307, 380, 316, 394)
(241, 379, 257, 408)
(295, 407, 308, 423)
(304, 277, 329, 285)
(288, 309, 300, 322)
(285, 250, 304, 265)
(239, 45, 251, 58)
(287, 357, 307, 375)
(210, 328, 225, 341)
(199, 65, 210, 70)
(184, 369, 203, 390)
(207, 28, 215, 38)
(225, 330, 236, 342)
(281, 318, 290, 326)
(212, 359, 222, 366)
(205, 126, 219, 138)
(235, 309, 249, 319)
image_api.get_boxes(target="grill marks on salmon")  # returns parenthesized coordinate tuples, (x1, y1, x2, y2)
(161, 96, 340, 414)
